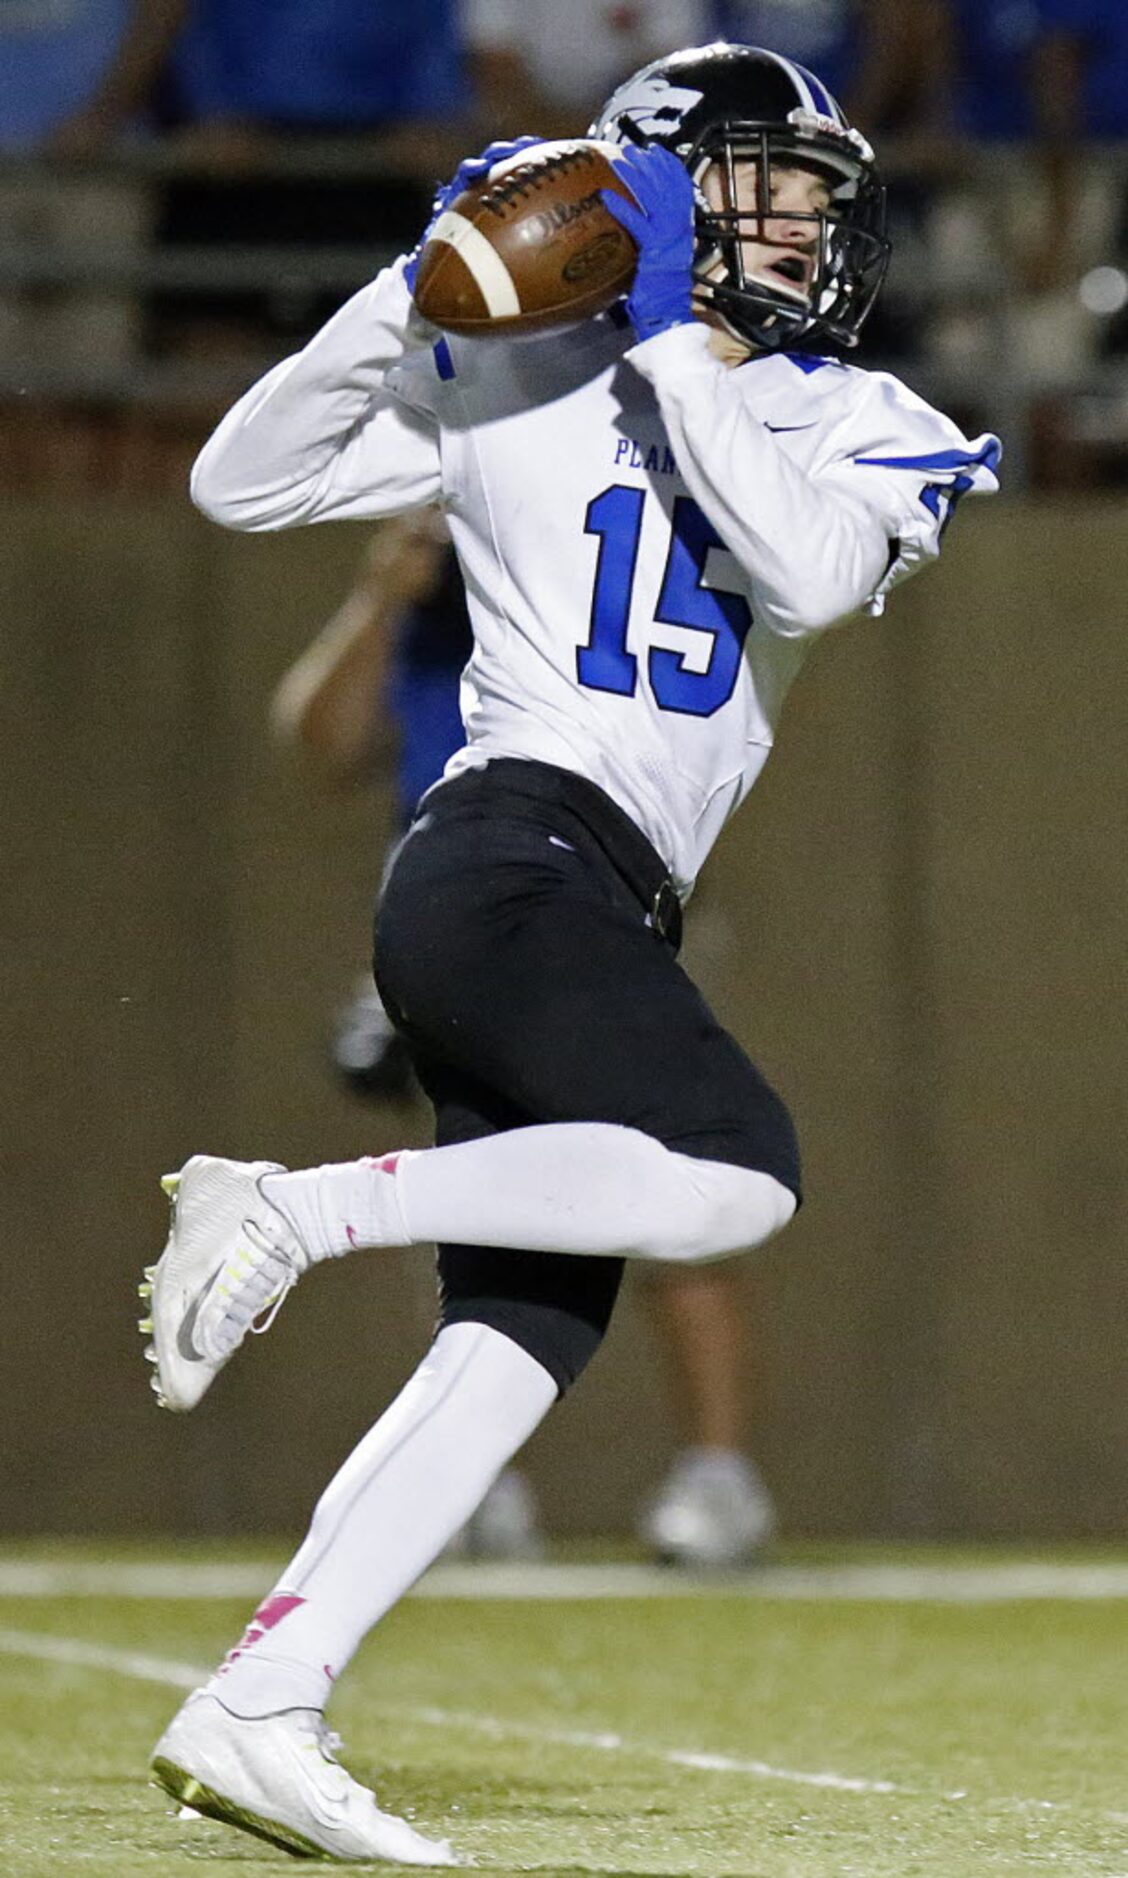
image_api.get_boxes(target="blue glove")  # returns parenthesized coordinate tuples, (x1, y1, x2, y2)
(405, 138, 543, 291)
(600, 143, 696, 342)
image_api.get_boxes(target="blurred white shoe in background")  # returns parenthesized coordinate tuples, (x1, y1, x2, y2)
(443, 1466, 544, 1561)
(639, 1448, 777, 1568)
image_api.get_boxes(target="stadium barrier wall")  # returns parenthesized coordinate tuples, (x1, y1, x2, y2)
(2, 497, 1124, 1540)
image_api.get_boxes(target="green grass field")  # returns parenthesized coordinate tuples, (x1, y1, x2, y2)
(3, 1543, 1128, 1877)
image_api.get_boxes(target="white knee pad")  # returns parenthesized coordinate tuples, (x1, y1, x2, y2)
(642, 1152, 797, 1263)
(395, 1119, 796, 1266)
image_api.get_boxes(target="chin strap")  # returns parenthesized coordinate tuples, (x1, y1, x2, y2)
(700, 280, 810, 354)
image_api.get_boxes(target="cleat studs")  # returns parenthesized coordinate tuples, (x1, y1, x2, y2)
(143, 1264, 156, 1280)
(137, 1316, 153, 1335)
(160, 1174, 179, 1197)
(137, 1280, 152, 1300)
(143, 1343, 156, 1363)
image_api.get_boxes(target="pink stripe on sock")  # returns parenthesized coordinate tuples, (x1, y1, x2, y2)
(221, 1592, 306, 1670)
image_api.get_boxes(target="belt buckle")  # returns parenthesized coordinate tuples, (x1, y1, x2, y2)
(650, 879, 680, 944)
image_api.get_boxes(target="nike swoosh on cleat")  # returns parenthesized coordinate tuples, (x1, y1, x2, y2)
(175, 1265, 226, 1363)
(280, 1740, 354, 1834)
(765, 422, 817, 433)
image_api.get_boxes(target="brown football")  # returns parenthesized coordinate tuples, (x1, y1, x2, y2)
(412, 139, 638, 338)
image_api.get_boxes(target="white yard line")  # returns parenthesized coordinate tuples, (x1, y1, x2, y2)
(403, 1704, 899, 1794)
(0, 1625, 898, 1797)
(0, 1560, 278, 1599)
(0, 1626, 201, 1689)
(0, 1622, 1116, 1828)
(4, 1557, 1128, 1601)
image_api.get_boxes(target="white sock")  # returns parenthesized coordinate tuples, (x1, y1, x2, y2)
(263, 1151, 411, 1264)
(264, 1123, 795, 1267)
(207, 1322, 556, 1718)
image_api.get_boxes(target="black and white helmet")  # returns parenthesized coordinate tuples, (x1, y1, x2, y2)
(591, 42, 890, 352)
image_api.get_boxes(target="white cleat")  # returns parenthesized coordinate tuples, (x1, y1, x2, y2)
(151, 1691, 459, 1865)
(144, 1154, 311, 1412)
(639, 1449, 778, 1569)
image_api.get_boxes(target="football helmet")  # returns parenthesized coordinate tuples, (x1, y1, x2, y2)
(591, 42, 890, 353)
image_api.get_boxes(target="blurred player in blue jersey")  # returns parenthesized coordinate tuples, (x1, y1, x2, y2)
(144, 43, 1000, 1862)
(273, 516, 473, 1103)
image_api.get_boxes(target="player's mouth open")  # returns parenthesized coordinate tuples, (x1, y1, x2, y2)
(762, 253, 812, 295)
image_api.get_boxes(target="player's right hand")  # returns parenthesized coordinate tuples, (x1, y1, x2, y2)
(601, 144, 696, 342)
(404, 138, 544, 291)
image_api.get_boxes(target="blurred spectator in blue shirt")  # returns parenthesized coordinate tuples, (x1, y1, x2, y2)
(948, 0, 1046, 141)
(0, 0, 135, 150)
(910, 1, 1127, 156)
(37, 0, 473, 172)
(168, 0, 464, 130)
(940, 2, 1126, 289)
(1035, 0, 1128, 138)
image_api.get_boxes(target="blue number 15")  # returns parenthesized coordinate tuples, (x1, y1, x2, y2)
(577, 484, 752, 718)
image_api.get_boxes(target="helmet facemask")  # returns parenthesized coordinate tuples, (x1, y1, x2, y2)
(685, 120, 890, 353)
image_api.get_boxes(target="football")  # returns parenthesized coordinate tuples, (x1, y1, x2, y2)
(412, 139, 638, 338)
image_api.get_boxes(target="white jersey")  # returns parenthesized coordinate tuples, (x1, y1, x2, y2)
(192, 259, 999, 894)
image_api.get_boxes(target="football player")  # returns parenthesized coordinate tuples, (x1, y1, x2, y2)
(273, 512, 780, 1570)
(144, 44, 1000, 1863)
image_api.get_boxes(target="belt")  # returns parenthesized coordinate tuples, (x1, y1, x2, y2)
(422, 758, 684, 949)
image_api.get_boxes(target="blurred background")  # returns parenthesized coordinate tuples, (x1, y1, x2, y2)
(2, 0, 1126, 1550)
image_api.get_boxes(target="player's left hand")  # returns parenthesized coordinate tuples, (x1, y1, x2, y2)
(405, 137, 544, 292)
(600, 144, 696, 342)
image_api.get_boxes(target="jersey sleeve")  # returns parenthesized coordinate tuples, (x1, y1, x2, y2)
(820, 372, 1002, 615)
(626, 324, 999, 635)
(190, 256, 444, 532)
(626, 324, 912, 637)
